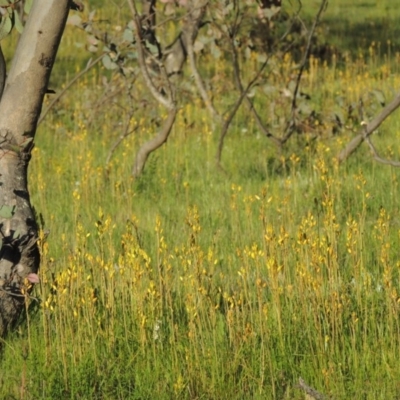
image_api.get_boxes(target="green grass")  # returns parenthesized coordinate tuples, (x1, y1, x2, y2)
(301, 0, 400, 53)
(2, 1, 400, 399)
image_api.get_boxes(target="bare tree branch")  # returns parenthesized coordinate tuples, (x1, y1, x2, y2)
(338, 91, 400, 163)
(0, 45, 6, 102)
(298, 377, 327, 400)
(280, 0, 327, 144)
(364, 133, 400, 167)
(186, 25, 221, 123)
(240, 4, 301, 146)
(127, 0, 178, 177)
(228, 31, 281, 146)
(141, 0, 157, 38)
(216, 59, 271, 165)
(216, 90, 247, 168)
(132, 109, 177, 177)
(106, 116, 138, 165)
(38, 53, 104, 126)
(358, 101, 400, 167)
(215, 1, 291, 166)
(212, 2, 303, 164)
(163, 0, 207, 76)
(128, 0, 174, 110)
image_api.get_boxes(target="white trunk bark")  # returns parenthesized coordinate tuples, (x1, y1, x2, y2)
(0, 0, 70, 338)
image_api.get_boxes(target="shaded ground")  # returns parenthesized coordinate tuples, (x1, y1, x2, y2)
(302, 0, 400, 55)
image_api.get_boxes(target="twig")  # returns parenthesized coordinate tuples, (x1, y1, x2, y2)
(0, 45, 6, 102)
(229, 32, 281, 146)
(127, 0, 177, 177)
(358, 99, 400, 166)
(364, 135, 400, 167)
(186, 28, 221, 123)
(127, 0, 174, 110)
(216, 64, 267, 165)
(216, 16, 288, 164)
(86, 84, 126, 128)
(106, 121, 138, 165)
(213, 3, 253, 165)
(298, 377, 327, 400)
(38, 53, 104, 125)
(213, 1, 302, 159)
(241, 21, 299, 145)
(361, 121, 400, 167)
(338, 91, 400, 162)
(281, 0, 328, 144)
(0, 286, 39, 302)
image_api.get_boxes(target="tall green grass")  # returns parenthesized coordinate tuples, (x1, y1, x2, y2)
(1, 1, 400, 399)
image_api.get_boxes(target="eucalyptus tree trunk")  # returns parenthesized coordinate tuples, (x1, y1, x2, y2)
(0, 0, 70, 338)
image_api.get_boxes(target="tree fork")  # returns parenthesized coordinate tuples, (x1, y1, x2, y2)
(0, 0, 71, 338)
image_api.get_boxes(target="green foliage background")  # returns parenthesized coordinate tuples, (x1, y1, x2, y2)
(1, 0, 400, 399)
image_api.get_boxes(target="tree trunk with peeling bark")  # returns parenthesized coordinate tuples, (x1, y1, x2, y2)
(0, 0, 70, 338)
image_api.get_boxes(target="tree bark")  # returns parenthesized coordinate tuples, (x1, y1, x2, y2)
(132, 108, 177, 177)
(0, 0, 70, 338)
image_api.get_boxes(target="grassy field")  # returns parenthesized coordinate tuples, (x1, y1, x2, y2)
(303, 0, 400, 54)
(1, 1, 400, 399)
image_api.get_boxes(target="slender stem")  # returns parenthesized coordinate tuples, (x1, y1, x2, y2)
(127, 0, 174, 110)
(187, 34, 221, 122)
(38, 54, 104, 125)
(338, 91, 400, 162)
(281, 0, 328, 143)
